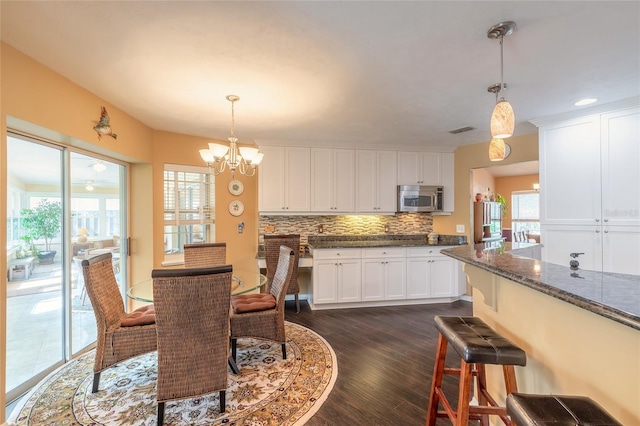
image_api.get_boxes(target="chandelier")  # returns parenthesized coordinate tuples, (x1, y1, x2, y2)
(487, 21, 516, 139)
(199, 95, 264, 177)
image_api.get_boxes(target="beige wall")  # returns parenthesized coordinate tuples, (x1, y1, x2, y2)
(433, 134, 539, 239)
(495, 174, 539, 230)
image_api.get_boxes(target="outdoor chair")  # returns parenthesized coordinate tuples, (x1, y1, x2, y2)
(264, 234, 301, 312)
(152, 265, 233, 425)
(81, 253, 157, 393)
(183, 242, 227, 268)
(230, 246, 295, 363)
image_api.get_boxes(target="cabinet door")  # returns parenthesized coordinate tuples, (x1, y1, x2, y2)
(406, 257, 430, 298)
(602, 226, 640, 275)
(397, 151, 421, 185)
(429, 257, 454, 298)
(361, 259, 385, 301)
(338, 259, 361, 302)
(310, 148, 333, 211)
(355, 150, 377, 212)
(377, 150, 398, 213)
(258, 146, 285, 212)
(419, 153, 441, 185)
(285, 147, 310, 211)
(539, 116, 601, 225)
(541, 225, 603, 272)
(333, 149, 355, 212)
(313, 261, 338, 304)
(384, 258, 406, 299)
(601, 108, 640, 227)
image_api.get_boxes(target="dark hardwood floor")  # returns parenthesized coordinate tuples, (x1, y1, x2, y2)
(285, 300, 473, 426)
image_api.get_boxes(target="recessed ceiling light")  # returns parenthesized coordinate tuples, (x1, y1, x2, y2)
(574, 98, 597, 106)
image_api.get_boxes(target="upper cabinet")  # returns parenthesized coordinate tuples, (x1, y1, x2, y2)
(397, 151, 455, 213)
(539, 107, 639, 227)
(310, 148, 355, 213)
(258, 146, 310, 213)
(259, 146, 454, 215)
(397, 152, 441, 185)
(355, 150, 397, 213)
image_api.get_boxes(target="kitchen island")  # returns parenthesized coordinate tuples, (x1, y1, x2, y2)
(442, 242, 639, 424)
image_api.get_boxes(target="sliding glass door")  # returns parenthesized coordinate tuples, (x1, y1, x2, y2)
(5, 134, 127, 403)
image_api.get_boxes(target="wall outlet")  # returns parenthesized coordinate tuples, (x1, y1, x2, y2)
(456, 224, 465, 233)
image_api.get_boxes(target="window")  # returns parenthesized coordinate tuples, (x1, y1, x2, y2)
(163, 164, 215, 260)
(511, 191, 540, 235)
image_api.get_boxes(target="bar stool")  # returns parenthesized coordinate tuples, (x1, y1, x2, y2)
(507, 393, 622, 426)
(426, 316, 527, 426)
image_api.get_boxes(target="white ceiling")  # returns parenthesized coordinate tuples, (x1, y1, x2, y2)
(1, 1, 639, 153)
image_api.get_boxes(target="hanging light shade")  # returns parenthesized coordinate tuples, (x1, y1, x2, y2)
(488, 138, 511, 161)
(487, 21, 517, 139)
(198, 95, 264, 177)
(491, 99, 515, 139)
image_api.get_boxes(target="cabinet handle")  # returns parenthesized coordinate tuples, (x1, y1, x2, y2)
(604, 230, 609, 233)
(604, 219, 609, 222)
(595, 229, 600, 233)
(595, 218, 600, 222)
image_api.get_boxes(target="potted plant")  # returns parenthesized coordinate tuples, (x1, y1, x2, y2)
(495, 193, 508, 216)
(20, 199, 62, 264)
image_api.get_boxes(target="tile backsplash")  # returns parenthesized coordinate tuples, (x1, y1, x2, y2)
(259, 213, 433, 244)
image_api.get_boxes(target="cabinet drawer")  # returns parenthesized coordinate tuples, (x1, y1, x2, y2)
(407, 247, 440, 257)
(312, 248, 361, 260)
(362, 247, 406, 258)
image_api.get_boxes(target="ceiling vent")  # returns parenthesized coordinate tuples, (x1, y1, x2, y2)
(449, 126, 475, 134)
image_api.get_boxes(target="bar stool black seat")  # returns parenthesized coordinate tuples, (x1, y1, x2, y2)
(507, 393, 622, 426)
(426, 316, 527, 426)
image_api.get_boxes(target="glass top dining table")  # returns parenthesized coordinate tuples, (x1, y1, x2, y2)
(127, 269, 267, 303)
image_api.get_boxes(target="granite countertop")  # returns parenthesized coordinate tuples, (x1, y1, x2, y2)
(442, 243, 640, 331)
(307, 234, 467, 249)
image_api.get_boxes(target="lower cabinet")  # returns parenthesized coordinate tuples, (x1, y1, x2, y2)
(311, 246, 461, 308)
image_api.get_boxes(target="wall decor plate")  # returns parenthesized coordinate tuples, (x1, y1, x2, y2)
(228, 179, 244, 196)
(229, 200, 245, 216)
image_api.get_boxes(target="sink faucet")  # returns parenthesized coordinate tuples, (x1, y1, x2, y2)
(569, 252, 584, 270)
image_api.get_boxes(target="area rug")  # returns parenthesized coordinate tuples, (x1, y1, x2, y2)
(9, 321, 337, 425)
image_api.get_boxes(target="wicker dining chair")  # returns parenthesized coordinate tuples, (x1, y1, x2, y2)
(81, 253, 157, 393)
(264, 234, 301, 312)
(230, 246, 295, 364)
(152, 265, 233, 425)
(183, 242, 226, 268)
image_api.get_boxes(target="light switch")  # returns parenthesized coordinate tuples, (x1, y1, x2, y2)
(456, 224, 465, 233)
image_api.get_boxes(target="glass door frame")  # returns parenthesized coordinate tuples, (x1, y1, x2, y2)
(5, 130, 129, 403)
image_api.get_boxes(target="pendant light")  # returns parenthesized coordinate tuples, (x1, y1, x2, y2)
(487, 21, 516, 139)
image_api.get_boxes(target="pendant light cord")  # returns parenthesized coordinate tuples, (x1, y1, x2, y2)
(499, 35, 505, 100)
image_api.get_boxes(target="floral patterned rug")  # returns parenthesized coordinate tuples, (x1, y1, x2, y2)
(9, 322, 337, 425)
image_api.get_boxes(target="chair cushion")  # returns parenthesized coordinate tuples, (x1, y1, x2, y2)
(232, 293, 277, 314)
(121, 304, 156, 327)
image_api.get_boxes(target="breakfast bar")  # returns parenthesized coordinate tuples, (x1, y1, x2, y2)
(441, 243, 640, 424)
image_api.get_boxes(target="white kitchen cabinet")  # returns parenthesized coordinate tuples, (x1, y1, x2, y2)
(361, 248, 406, 301)
(355, 150, 397, 213)
(406, 247, 456, 298)
(539, 107, 639, 227)
(541, 222, 640, 275)
(439, 152, 455, 213)
(258, 146, 310, 213)
(536, 105, 640, 274)
(312, 249, 361, 304)
(397, 152, 441, 185)
(310, 148, 355, 213)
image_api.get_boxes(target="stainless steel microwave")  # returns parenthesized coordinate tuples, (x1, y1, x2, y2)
(397, 185, 444, 212)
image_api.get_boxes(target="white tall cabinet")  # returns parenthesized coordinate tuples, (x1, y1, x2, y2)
(535, 103, 640, 275)
(258, 146, 310, 213)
